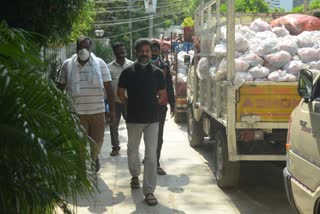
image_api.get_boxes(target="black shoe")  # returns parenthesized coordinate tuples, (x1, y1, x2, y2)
(110, 147, 120, 156)
(157, 167, 166, 175)
(95, 159, 100, 172)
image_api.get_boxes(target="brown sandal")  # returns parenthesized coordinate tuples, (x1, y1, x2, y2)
(144, 193, 158, 206)
(130, 177, 140, 189)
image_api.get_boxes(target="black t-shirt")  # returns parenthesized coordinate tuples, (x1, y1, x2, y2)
(118, 62, 165, 123)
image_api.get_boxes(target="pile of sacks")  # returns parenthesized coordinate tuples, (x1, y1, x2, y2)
(196, 17, 320, 88)
(176, 50, 194, 83)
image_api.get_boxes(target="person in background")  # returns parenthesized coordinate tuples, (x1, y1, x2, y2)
(57, 36, 115, 173)
(107, 42, 134, 156)
(117, 38, 166, 206)
(151, 40, 175, 175)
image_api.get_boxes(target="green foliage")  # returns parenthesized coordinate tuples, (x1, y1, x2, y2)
(0, 0, 96, 45)
(69, 0, 96, 43)
(292, 5, 304, 12)
(271, 7, 286, 12)
(292, 0, 320, 12)
(221, 0, 269, 13)
(93, 40, 113, 63)
(181, 17, 194, 27)
(0, 22, 96, 213)
(235, 0, 269, 13)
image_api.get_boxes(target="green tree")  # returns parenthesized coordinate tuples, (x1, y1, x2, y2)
(0, 0, 95, 45)
(292, 0, 320, 15)
(93, 1, 184, 60)
(219, 0, 269, 13)
(0, 22, 96, 213)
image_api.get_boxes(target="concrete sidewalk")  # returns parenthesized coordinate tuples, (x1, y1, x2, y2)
(72, 117, 239, 214)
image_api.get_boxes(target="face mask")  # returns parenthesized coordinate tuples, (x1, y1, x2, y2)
(78, 48, 90, 61)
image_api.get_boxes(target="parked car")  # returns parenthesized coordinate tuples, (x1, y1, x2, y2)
(283, 69, 320, 214)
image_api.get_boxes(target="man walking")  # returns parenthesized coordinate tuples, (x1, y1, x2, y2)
(117, 38, 166, 206)
(108, 42, 133, 156)
(57, 36, 115, 172)
(151, 40, 175, 175)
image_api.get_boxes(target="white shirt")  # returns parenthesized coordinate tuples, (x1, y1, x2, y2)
(108, 58, 134, 103)
(58, 56, 112, 115)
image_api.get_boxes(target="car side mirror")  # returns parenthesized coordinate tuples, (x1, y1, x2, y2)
(298, 69, 313, 102)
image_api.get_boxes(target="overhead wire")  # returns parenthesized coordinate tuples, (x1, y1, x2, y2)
(107, 15, 181, 38)
(94, 9, 183, 26)
(94, 0, 186, 38)
(94, 0, 185, 13)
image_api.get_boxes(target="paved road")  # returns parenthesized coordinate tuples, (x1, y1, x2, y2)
(70, 116, 296, 214)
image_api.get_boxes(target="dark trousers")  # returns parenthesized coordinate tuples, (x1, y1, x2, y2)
(157, 105, 168, 167)
(110, 102, 127, 150)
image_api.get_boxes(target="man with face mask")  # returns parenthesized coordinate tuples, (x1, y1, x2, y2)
(107, 42, 133, 156)
(57, 36, 115, 173)
(151, 40, 175, 176)
(118, 38, 166, 206)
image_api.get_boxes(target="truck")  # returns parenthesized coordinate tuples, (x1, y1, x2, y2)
(187, 0, 313, 188)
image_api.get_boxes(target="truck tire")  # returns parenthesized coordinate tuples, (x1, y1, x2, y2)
(174, 112, 186, 123)
(214, 129, 240, 188)
(187, 105, 204, 147)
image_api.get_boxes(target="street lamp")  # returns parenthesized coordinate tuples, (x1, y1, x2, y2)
(95, 29, 105, 38)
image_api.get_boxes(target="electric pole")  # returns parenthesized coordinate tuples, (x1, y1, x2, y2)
(144, 0, 157, 38)
(128, 0, 134, 60)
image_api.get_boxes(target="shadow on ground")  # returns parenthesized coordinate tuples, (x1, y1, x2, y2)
(69, 176, 125, 213)
(192, 141, 297, 214)
(130, 189, 185, 214)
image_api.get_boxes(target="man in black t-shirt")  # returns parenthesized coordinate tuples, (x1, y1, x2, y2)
(117, 38, 166, 206)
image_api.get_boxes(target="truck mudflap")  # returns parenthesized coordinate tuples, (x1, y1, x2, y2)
(237, 83, 300, 122)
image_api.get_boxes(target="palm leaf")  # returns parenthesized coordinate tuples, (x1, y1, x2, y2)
(0, 22, 97, 213)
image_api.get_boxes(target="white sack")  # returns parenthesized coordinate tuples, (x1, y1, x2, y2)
(214, 43, 227, 57)
(196, 57, 210, 80)
(267, 70, 287, 81)
(283, 60, 309, 75)
(235, 33, 249, 52)
(247, 65, 270, 79)
(279, 36, 299, 56)
(264, 50, 291, 69)
(272, 26, 289, 37)
(307, 60, 320, 70)
(297, 31, 316, 48)
(297, 48, 320, 63)
(242, 53, 264, 67)
(177, 73, 187, 83)
(233, 72, 253, 89)
(213, 58, 227, 81)
(253, 38, 279, 56)
(250, 18, 272, 32)
(235, 58, 250, 72)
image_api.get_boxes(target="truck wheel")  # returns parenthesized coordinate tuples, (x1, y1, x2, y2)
(174, 112, 186, 123)
(187, 105, 204, 147)
(214, 129, 240, 188)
